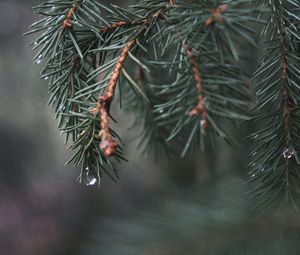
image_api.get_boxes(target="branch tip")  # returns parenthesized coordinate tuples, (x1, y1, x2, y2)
(92, 39, 137, 157)
(184, 45, 207, 129)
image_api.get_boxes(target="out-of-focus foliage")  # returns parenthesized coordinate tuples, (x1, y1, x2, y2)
(83, 185, 300, 255)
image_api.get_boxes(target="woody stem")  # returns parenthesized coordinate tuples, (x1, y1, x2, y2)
(91, 39, 136, 157)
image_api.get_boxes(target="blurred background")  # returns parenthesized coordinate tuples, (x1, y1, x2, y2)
(0, 0, 300, 254)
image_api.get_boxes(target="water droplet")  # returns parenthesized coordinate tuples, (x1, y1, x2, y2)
(200, 119, 206, 128)
(44, 76, 49, 80)
(35, 54, 42, 65)
(283, 147, 295, 159)
(159, 109, 164, 113)
(86, 177, 97, 186)
(59, 105, 66, 112)
(84, 175, 97, 186)
(251, 173, 256, 177)
(34, 41, 38, 46)
(84, 168, 97, 186)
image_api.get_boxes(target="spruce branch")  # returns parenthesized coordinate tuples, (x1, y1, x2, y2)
(162, 0, 208, 130)
(27, 0, 260, 190)
(28, 0, 181, 184)
(250, 0, 300, 207)
(27, 0, 130, 186)
(151, 0, 253, 155)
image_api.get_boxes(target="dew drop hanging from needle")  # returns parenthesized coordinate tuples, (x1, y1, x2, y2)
(83, 167, 97, 186)
(200, 119, 206, 128)
(283, 147, 295, 159)
(35, 54, 42, 65)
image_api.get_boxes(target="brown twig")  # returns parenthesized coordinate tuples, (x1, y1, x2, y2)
(184, 46, 207, 129)
(167, 0, 207, 128)
(62, 0, 81, 29)
(204, 4, 229, 27)
(186, 3, 229, 128)
(90, 1, 177, 156)
(91, 39, 137, 157)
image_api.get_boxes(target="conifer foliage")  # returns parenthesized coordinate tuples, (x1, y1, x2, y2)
(27, 0, 300, 204)
(250, 0, 300, 207)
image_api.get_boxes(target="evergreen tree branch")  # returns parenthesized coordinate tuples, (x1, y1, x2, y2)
(27, 0, 257, 188)
(250, 0, 300, 207)
(151, 0, 252, 155)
